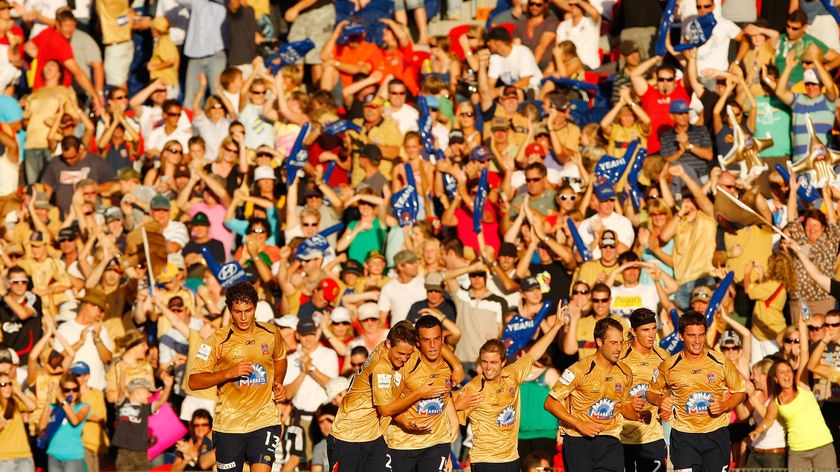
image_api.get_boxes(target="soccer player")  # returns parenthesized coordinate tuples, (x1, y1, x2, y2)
(545, 317, 641, 471)
(188, 282, 288, 472)
(385, 315, 463, 471)
(328, 320, 448, 471)
(619, 308, 669, 472)
(646, 310, 747, 472)
(454, 313, 563, 471)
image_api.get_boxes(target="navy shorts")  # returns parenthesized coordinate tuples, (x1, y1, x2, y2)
(470, 459, 520, 472)
(389, 443, 450, 472)
(562, 435, 624, 472)
(670, 427, 729, 472)
(623, 439, 668, 472)
(328, 435, 389, 472)
(213, 425, 282, 472)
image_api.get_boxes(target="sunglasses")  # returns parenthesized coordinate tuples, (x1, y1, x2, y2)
(251, 90, 267, 95)
(601, 244, 616, 249)
(529, 2, 544, 6)
(9, 253, 23, 258)
(783, 338, 800, 344)
(333, 321, 351, 326)
(808, 325, 825, 331)
(0, 382, 11, 387)
(657, 77, 675, 82)
(721, 346, 740, 352)
(83, 211, 94, 216)
(193, 422, 210, 427)
(696, 3, 713, 9)
(302, 222, 319, 227)
(573, 288, 590, 295)
(256, 152, 273, 158)
(459, 112, 475, 117)
(526, 177, 543, 183)
(167, 148, 183, 153)
(62, 386, 80, 393)
(558, 194, 576, 201)
(9, 280, 26, 284)
(826, 322, 840, 328)
(165, 112, 181, 117)
(250, 228, 266, 234)
(592, 298, 610, 303)
(389, 91, 406, 95)
(224, 147, 238, 153)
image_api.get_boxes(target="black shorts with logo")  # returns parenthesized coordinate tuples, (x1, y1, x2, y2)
(327, 435, 389, 472)
(389, 443, 450, 472)
(213, 424, 282, 472)
(670, 427, 729, 472)
(623, 439, 668, 472)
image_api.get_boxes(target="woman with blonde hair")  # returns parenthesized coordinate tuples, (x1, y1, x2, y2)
(0, 370, 37, 471)
(745, 251, 796, 364)
(740, 358, 787, 469)
(635, 197, 674, 284)
(105, 329, 154, 404)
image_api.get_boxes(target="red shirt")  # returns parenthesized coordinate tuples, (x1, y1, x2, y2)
(640, 84, 689, 154)
(31, 28, 74, 89)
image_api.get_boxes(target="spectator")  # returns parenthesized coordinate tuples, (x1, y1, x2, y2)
(112, 376, 174, 471)
(0, 369, 36, 471)
(484, 26, 543, 93)
(172, 409, 215, 471)
(40, 372, 91, 472)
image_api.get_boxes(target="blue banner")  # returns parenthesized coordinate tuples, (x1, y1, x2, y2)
(473, 168, 488, 234)
(294, 223, 346, 259)
(502, 301, 553, 357)
(774, 163, 820, 203)
(705, 271, 734, 326)
(539, 76, 599, 92)
(265, 39, 316, 74)
(655, 0, 677, 57)
(626, 147, 647, 209)
(335, 0, 395, 46)
(285, 122, 311, 181)
(392, 163, 419, 227)
(567, 217, 593, 262)
(595, 141, 637, 186)
(201, 246, 248, 289)
(674, 13, 717, 52)
(322, 119, 361, 136)
(659, 309, 684, 354)
(418, 97, 436, 156)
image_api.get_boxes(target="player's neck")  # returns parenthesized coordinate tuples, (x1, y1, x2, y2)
(630, 341, 651, 355)
(683, 348, 707, 362)
(594, 352, 615, 369)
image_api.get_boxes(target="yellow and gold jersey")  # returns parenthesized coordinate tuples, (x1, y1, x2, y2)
(189, 321, 286, 433)
(619, 343, 668, 445)
(332, 343, 405, 442)
(182, 330, 217, 400)
(457, 354, 533, 464)
(386, 352, 453, 450)
(550, 354, 633, 439)
(649, 349, 746, 434)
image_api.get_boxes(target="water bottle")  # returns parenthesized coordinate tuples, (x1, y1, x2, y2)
(801, 303, 811, 321)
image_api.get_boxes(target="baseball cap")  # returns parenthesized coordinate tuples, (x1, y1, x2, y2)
(303, 186, 324, 198)
(254, 166, 276, 181)
(29, 231, 46, 246)
(298, 247, 325, 261)
(69, 361, 90, 375)
(600, 230, 617, 248)
(366, 250, 386, 263)
(105, 257, 123, 273)
(156, 263, 179, 283)
(619, 40, 639, 56)
(483, 26, 511, 43)
(669, 99, 690, 114)
(341, 260, 364, 276)
(150, 194, 170, 211)
(104, 206, 124, 223)
(191, 212, 210, 226)
(58, 227, 77, 241)
(691, 285, 713, 304)
(499, 242, 518, 258)
(297, 318, 317, 335)
(168, 252, 186, 270)
(127, 378, 160, 393)
(424, 95, 440, 110)
(174, 164, 191, 179)
(274, 314, 298, 329)
(470, 146, 492, 162)
(424, 271, 445, 292)
(490, 116, 510, 131)
(803, 68, 820, 85)
(167, 296, 185, 310)
(362, 94, 384, 108)
(520, 277, 540, 292)
(449, 129, 465, 144)
(525, 142, 546, 157)
(502, 85, 518, 98)
(358, 302, 380, 320)
(33, 192, 51, 209)
(319, 278, 340, 303)
(79, 288, 109, 311)
(594, 184, 617, 201)
(720, 328, 742, 347)
(116, 167, 140, 181)
(331, 307, 351, 324)
(393, 249, 418, 266)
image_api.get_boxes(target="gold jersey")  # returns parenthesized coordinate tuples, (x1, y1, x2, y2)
(189, 322, 286, 433)
(649, 349, 746, 434)
(386, 352, 453, 450)
(619, 343, 668, 445)
(182, 330, 217, 400)
(331, 343, 404, 443)
(457, 354, 533, 464)
(550, 355, 633, 439)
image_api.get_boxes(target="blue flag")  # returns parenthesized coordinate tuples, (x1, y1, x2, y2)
(473, 168, 489, 234)
(285, 122, 311, 181)
(539, 76, 599, 93)
(322, 119, 362, 136)
(322, 161, 337, 183)
(567, 217, 592, 262)
(626, 147, 648, 209)
(705, 271, 734, 326)
(655, 0, 677, 57)
(265, 39, 316, 74)
(595, 141, 637, 186)
(391, 163, 419, 227)
(201, 246, 247, 289)
(674, 13, 717, 52)
(502, 301, 553, 357)
(418, 98, 436, 156)
(659, 309, 684, 354)
(334, 0, 395, 46)
(294, 223, 346, 259)
(775, 163, 820, 203)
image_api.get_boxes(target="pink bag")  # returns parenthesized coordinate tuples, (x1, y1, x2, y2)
(147, 392, 188, 460)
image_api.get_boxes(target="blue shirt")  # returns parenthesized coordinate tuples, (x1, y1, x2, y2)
(177, 0, 227, 58)
(47, 402, 90, 461)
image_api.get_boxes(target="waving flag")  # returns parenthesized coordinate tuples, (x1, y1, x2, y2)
(265, 39, 316, 74)
(567, 217, 593, 262)
(294, 223, 346, 259)
(322, 161, 337, 183)
(322, 119, 361, 135)
(625, 147, 648, 210)
(285, 122, 311, 181)
(655, 0, 678, 56)
(392, 163, 419, 227)
(705, 271, 734, 326)
(595, 141, 638, 186)
(473, 168, 489, 234)
(540, 76, 599, 93)
(502, 301, 553, 357)
(334, 0, 395, 46)
(775, 163, 820, 204)
(202, 246, 247, 289)
(674, 13, 717, 52)
(418, 97, 436, 156)
(659, 309, 684, 354)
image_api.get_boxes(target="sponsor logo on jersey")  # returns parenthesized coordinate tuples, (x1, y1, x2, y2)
(588, 398, 616, 419)
(417, 397, 445, 416)
(377, 374, 392, 388)
(217, 461, 236, 470)
(559, 369, 575, 386)
(629, 383, 648, 397)
(497, 405, 516, 427)
(685, 391, 713, 414)
(238, 363, 267, 387)
(196, 343, 211, 361)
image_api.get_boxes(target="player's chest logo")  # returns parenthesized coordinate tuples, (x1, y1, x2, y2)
(497, 405, 516, 427)
(238, 363, 267, 387)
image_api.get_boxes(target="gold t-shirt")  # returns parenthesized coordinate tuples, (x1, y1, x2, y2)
(386, 352, 453, 450)
(649, 349, 746, 434)
(457, 354, 533, 464)
(182, 329, 217, 400)
(619, 344, 668, 445)
(550, 355, 633, 439)
(190, 322, 286, 433)
(332, 343, 404, 442)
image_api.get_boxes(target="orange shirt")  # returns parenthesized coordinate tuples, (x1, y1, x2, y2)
(334, 41, 385, 87)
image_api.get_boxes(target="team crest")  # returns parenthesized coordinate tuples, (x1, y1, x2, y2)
(262, 344, 269, 355)
(707, 373, 716, 383)
(615, 384, 622, 395)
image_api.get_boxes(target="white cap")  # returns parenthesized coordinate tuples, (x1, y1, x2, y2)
(326, 376, 350, 401)
(254, 166, 276, 181)
(274, 314, 298, 329)
(330, 307, 351, 324)
(358, 302, 380, 320)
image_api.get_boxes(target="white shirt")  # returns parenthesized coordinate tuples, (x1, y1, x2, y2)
(137, 105, 191, 143)
(283, 345, 339, 412)
(378, 275, 427, 324)
(389, 104, 420, 135)
(55, 318, 114, 391)
(610, 283, 659, 322)
(578, 212, 634, 259)
(162, 220, 190, 249)
(488, 44, 543, 92)
(682, 14, 741, 76)
(556, 16, 601, 70)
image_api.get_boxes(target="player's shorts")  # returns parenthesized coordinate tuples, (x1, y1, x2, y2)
(389, 443, 450, 472)
(623, 439, 668, 472)
(670, 427, 730, 472)
(470, 459, 521, 472)
(328, 435, 389, 472)
(562, 435, 624, 472)
(214, 425, 282, 472)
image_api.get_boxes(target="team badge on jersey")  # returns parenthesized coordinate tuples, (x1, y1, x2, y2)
(238, 363, 267, 387)
(497, 405, 516, 427)
(685, 391, 713, 414)
(417, 397, 444, 416)
(707, 373, 716, 383)
(615, 384, 622, 395)
(262, 344, 269, 355)
(588, 398, 616, 419)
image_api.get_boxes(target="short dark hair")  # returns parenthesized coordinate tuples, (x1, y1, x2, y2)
(247, 217, 272, 239)
(388, 78, 407, 90)
(594, 317, 623, 344)
(617, 250, 639, 265)
(591, 283, 611, 297)
(225, 281, 258, 311)
(162, 99, 181, 113)
(61, 135, 81, 152)
(387, 320, 418, 346)
(442, 237, 464, 258)
(415, 314, 443, 332)
(350, 345, 369, 358)
(678, 310, 706, 335)
(524, 162, 547, 177)
(629, 308, 657, 329)
(788, 9, 808, 25)
(56, 8, 76, 23)
(479, 338, 507, 362)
